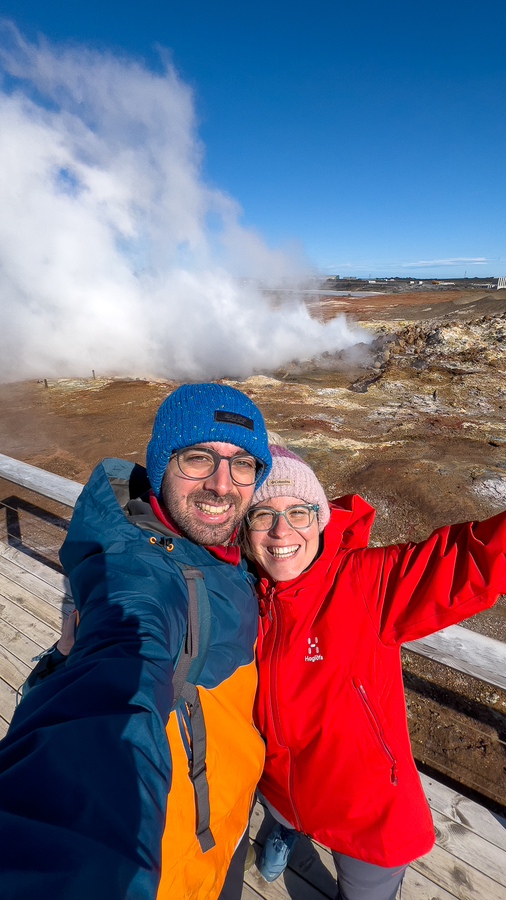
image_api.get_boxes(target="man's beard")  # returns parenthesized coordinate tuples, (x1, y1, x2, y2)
(162, 482, 251, 546)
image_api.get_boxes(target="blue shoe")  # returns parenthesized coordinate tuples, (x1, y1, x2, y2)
(259, 823, 300, 882)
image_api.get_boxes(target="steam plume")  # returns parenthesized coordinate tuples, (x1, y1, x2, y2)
(0, 22, 366, 382)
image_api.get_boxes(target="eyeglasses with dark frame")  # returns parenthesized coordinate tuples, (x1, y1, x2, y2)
(246, 503, 319, 532)
(171, 446, 266, 486)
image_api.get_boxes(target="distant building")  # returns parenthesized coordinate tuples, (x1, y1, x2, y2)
(498, 277, 506, 290)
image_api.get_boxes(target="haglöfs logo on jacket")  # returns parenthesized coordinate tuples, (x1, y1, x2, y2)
(305, 637, 323, 662)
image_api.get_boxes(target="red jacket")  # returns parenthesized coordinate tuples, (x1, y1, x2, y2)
(254, 495, 506, 866)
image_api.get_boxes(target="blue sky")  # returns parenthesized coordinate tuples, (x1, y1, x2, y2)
(1, 0, 505, 278)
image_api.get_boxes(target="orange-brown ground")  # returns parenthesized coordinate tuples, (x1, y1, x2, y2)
(1, 285, 505, 811)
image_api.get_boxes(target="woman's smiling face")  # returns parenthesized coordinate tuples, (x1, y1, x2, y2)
(247, 495, 320, 582)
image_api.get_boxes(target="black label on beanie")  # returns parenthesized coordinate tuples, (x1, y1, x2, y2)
(214, 410, 254, 430)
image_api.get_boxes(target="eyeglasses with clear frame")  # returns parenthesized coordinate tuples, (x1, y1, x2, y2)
(171, 446, 266, 486)
(246, 503, 319, 532)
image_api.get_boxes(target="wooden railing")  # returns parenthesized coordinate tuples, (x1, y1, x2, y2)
(0, 453, 83, 507)
(1, 452, 505, 691)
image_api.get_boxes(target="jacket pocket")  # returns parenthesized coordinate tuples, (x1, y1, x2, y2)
(352, 676, 398, 785)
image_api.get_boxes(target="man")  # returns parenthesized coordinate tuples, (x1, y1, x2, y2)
(0, 382, 271, 900)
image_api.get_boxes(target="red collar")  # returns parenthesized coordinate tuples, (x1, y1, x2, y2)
(149, 491, 240, 565)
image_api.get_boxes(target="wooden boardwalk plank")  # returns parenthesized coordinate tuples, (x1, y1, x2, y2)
(0, 678, 17, 724)
(0, 538, 505, 900)
(431, 809, 506, 887)
(0, 541, 71, 597)
(250, 805, 335, 897)
(242, 863, 458, 900)
(0, 618, 44, 668)
(242, 886, 265, 900)
(0, 573, 64, 632)
(400, 868, 458, 900)
(0, 594, 58, 648)
(412, 843, 506, 900)
(0, 555, 72, 613)
(250, 793, 506, 900)
(0, 646, 31, 692)
(420, 772, 506, 853)
(245, 856, 329, 900)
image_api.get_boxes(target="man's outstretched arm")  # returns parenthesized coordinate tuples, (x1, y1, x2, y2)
(0, 552, 186, 900)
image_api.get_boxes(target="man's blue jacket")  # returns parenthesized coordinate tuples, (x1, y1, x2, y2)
(0, 459, 264, 899)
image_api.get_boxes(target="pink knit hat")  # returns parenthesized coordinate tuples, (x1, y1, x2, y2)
(252, 445, 330, 531)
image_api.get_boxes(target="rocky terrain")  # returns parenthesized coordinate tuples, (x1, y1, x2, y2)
(1, 286, 505, 811)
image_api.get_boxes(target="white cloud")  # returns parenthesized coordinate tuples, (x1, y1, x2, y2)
(0, 22, 366, 382)
(401, 258, 493, 268)
(324, 257, 502, 276)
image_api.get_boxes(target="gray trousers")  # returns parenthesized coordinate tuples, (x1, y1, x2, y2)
(332, 850, 407, 900)
(260, 795, 408, 900)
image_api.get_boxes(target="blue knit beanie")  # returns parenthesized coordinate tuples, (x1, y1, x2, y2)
(146, 383, 271, 496)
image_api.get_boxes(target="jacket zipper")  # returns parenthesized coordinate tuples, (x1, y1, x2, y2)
(352, 677, 398, 785)
(265, 588, 304, 832)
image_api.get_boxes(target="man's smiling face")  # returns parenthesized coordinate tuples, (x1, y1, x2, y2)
(161, 441, 256, 545)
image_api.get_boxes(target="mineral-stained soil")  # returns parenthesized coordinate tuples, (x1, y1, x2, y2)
(1, 286, 505, 811)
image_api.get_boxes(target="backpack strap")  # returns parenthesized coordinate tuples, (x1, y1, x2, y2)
(171, 562, 215, 852)
(18, 555, 216, 852)
(180, 681, 215, 852)
(171, 567, 202, 702)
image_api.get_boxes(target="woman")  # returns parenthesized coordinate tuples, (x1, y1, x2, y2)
(245, 444, 506, 900)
